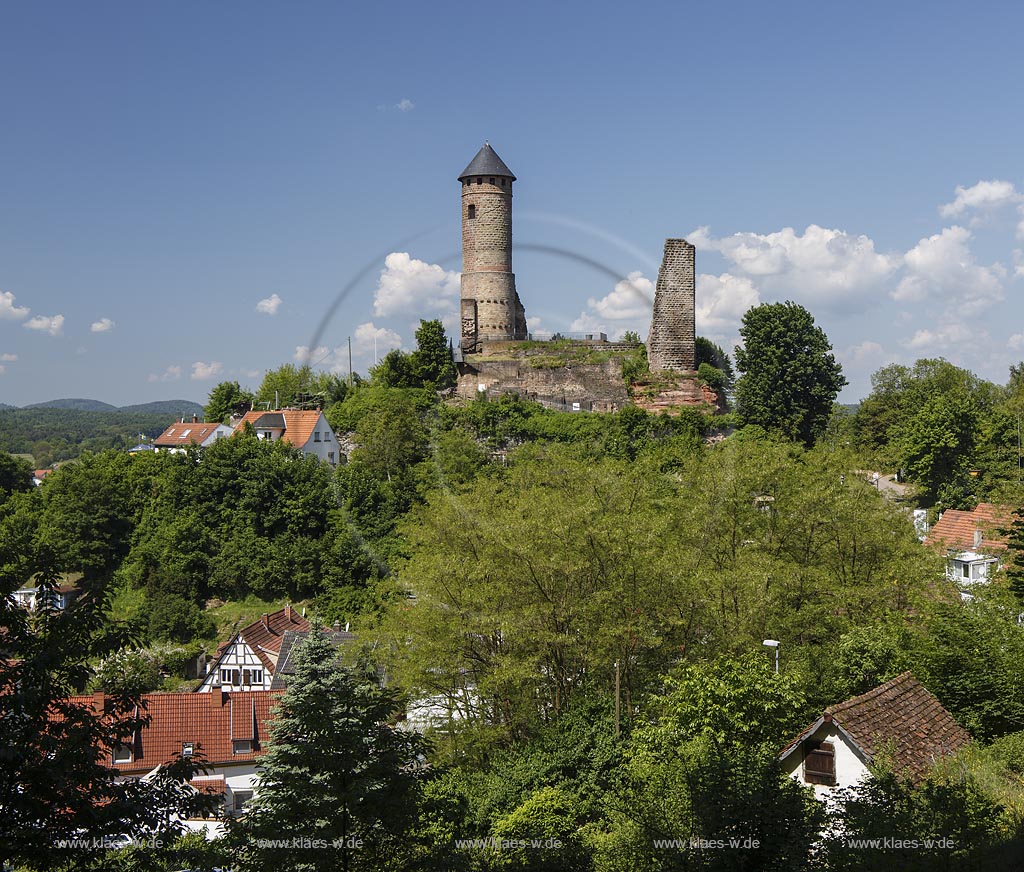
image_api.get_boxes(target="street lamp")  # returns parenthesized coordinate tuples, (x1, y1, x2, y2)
(762, 639, 780, 674)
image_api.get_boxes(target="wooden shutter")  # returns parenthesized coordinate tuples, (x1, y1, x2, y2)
(804, 740, 836, 785)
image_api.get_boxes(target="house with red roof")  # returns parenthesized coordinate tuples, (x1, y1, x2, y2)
(74, 688, 282, 837)
(153, 416, 233, 453)
(196, 606, 310, 693)
(779, 672, 971, 799)
(232, 408, 339, 466)
(923, 502, 1014, 588)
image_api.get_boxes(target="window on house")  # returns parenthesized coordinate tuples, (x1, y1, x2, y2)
(233, 739, 253, 755)
(328, 451, 335, 463)
(468, 204, 476, 219)
(231, 790, 254, 813)
(182, 742, 195, 757)
(220, 668, 230, 684)
(314, 431, 321, 442)
(962, 563, 971, 579)
(803, 740, 836, 786)
(324, 431, 331, 441)
(501, 178, 506, 187)
(489, 177, 494, 184)
(476, 177, 482, 184)
(112, 744, 133, 764)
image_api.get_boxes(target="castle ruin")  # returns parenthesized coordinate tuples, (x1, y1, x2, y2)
(646, 239, 696, 372)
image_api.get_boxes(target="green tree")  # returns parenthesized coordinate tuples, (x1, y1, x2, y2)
(230, 626, 425, 872)
(695, 335, 735, 387)
(734, 301, 846, 446)
(205, 380, 255, 422)
(0, 450, 33, 502)
(411, 318, 457, 391)
(370, 348, 417, 389)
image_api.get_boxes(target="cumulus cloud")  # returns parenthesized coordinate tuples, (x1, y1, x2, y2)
(845, 340, 885, 363)
(0, 353, 16, 362)
(0, 291, 29, 320)
(892, 226, 1004, 317)
(695, 273, 760, 334)
(256, 294, 282, 315)
(587, 272, 654, 320)
(1009, 333, 1024, 351)
(373, 252, 460, 318)
(396, 98, 415, 112)
(902, 324, 976, 351)
(569, 311, 607, 334)
(191, 360, 223, 380)
(24, 314, 64, 336)
(689, 224, 896, 307)
(148, 365, 182, 383)
(90, 317, 115, 333)
(939, 180, 1022, 217)
(353, 322, 403, 362)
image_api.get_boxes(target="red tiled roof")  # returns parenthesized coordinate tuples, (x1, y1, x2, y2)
(65, 689, 282, 775)
(213, 606, 312, 673)
(33, 468, 52, 479)
(233, 409, 328, 448)
(153, 422, 224, 447)
(191, 774, 226, 795)
(924, 502, 1014, 552)
(780, 672, 971, 782)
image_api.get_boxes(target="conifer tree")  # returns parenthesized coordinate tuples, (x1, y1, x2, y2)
(230, 625, 425, 872)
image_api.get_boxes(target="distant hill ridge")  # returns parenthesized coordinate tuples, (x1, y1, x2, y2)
(17, 398, 204, 415)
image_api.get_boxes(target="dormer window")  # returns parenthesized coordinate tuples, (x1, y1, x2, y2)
(233, 739, 253, 755)
(468, 204, 476, 220)
(112, 744, 133, 764)
(182, 742, 195, 757)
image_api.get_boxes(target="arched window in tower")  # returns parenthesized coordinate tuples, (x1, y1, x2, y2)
(467, 204, 476, 220)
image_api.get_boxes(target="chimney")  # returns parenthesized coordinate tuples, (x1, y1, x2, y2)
(286, 603, 292, 622)
(210, 681, 225, 709)
(333, 620, 341, 632)
(262, 613, 269, 631)
(193, 414, 199, 424)
(974, 529, 983, 549)
(92, 690, 105, 716)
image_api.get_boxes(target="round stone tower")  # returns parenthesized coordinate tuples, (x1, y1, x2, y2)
(458, 142, 527, 352)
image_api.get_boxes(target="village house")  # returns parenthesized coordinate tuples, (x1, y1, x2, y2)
(74, 688, 281, 838)
(232, 408, 339, 466)
(11, 575, 79, 611)
(195, 606, 310, 693)
(779, 672, 970, 800)
(923, 502, 1013, 588)
(153, 416, 234, 453)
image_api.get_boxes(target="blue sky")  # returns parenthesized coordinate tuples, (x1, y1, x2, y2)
(2, 0, 1023, 406)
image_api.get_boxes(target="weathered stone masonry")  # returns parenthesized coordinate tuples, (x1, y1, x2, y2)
(458, 143, 527, 351)
(647, 239, 696, 372)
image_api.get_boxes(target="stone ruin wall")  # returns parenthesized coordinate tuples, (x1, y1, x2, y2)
(647, 239, 696, 372)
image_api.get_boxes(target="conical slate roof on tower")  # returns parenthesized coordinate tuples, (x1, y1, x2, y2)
(458, 142, 516, 182)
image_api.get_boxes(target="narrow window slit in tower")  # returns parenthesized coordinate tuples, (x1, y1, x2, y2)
(468, 205, 476, 220)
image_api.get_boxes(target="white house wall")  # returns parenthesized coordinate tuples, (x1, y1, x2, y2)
(781, 722, 870, 801)
(196, 639, 273, 693)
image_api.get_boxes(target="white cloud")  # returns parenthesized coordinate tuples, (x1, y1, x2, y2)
(24, 314, 64, 336)
(148, 365, 182, 383)
(569, 311, 607, 333)
(373, 252, 460, 318)
(939, 180, 1022, 217)
(587, 271, 654, 320)
(695, 273, 760, 334)
(688, 224, 896, 307)
(90, 317, 115, 333)
(396, 98, 415, 112)
(256, 294, 282, 315)
(1008, 334, 1024, 351)
(0, 353, 16, 362)
(892, 225, 1004, 317)
(526, 316, 543, 331)
(845, 340, 885, 363)
(0, 291, 29, 320)
(903, 324, 975, 351)
(353, 322, 403, 363)
(191, 360, 223, 380)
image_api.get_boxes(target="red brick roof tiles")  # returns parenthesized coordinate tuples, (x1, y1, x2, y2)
(66, 689, 282, 776)
(212, 606, 312, 673)
(924, 502, 1014, 553)
(233, 409, 328, 448)
(153, 422, 224, 447)
(781, 672, 971, 783)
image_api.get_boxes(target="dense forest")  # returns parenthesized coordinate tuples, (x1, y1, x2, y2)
(5, 314, 1024, 870)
